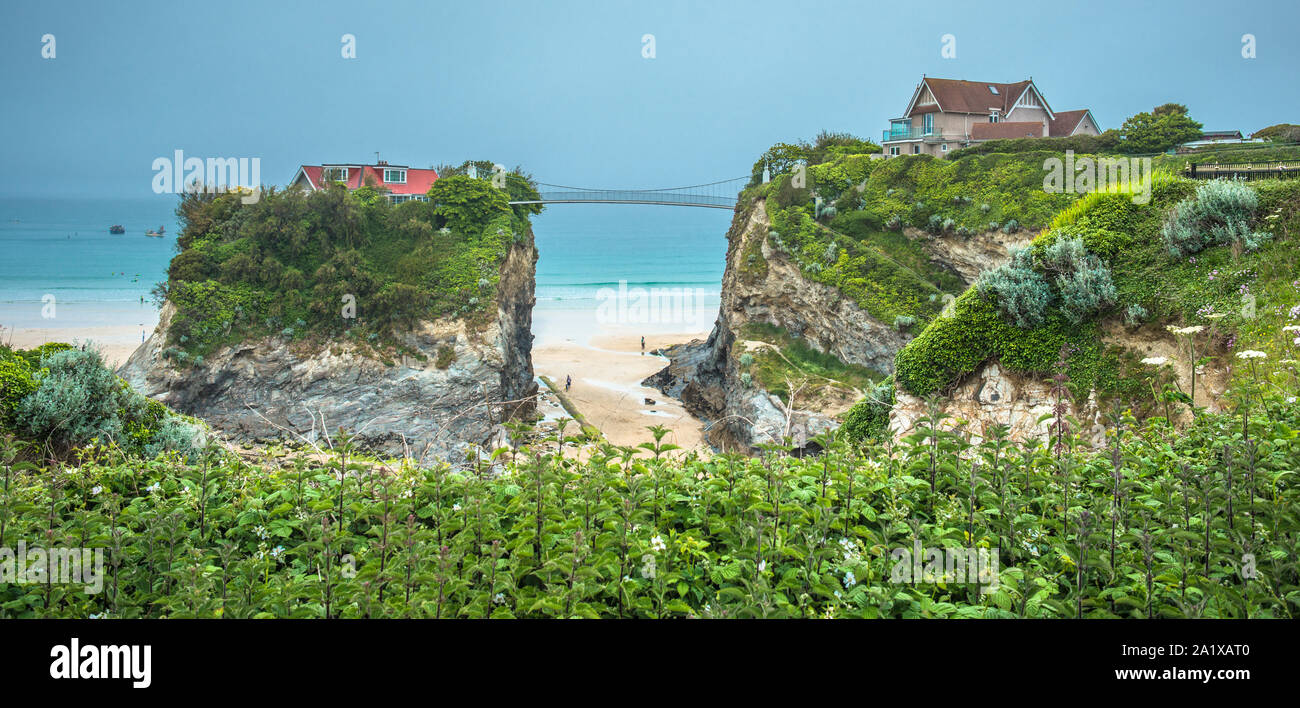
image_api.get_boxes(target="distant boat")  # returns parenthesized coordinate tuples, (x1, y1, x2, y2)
(145, 225, 165, 237)
(109, 225, 125, 234)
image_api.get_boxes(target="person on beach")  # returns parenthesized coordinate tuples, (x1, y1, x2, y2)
(565, 375, 571, 392)
(641, 336, 645, 355)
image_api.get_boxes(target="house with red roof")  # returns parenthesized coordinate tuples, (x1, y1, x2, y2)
(289, 161, 439, 203)
(881, 77, 1100, 157)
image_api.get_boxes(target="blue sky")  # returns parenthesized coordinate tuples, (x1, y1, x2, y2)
(2, 0, 1297, 197)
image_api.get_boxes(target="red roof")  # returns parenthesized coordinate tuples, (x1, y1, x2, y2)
(971, 121, 1045, 140)
(1047, 110, 1092, 137)
(911, 78, 1034, 117)
(295, 164, 439, 196)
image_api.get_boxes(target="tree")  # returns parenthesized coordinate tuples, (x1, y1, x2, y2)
(426, 175, 510, 233)
(1117, 105, 1203, 154)
(1252, 123, 1300, 143)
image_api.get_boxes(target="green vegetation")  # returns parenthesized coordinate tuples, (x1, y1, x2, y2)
(738, 323, 880, 403)
(1116, 103, 1203, 154)
(1252, 123, 1300, 143)
(2, 390, 1297, 618)
(0, 344, 204, 460)
(158, 164, 541, 361)
(896, 176, 1300, 411)
(947, 132, 1120, 160)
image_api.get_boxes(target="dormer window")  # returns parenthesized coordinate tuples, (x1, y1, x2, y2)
(323, 167, 349, 183)
(384, 168, 407, 184)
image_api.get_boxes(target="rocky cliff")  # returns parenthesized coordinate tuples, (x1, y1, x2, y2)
(647, 199, 1032, 452)
(118, 237, 538, 464)
(646, 199, 900, 451)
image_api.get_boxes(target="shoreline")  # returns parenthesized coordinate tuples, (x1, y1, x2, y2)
(532, 326, 710, 453)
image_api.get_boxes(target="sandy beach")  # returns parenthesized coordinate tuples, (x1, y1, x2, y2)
(4, 323, 148, 368)
(531, 313, 711, 452)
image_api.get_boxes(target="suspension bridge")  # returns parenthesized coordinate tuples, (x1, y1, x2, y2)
(508, 176, 751, 209)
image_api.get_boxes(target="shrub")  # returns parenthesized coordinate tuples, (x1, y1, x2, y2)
(975, 249, 1053, 328)
(1002, 219, 1020, 234)
(1056, 257, 1117, 324)
(739, 353, 754, 366)
(1124, 304, 1148, 326)
(1161, 179, 1270, 258)
(0, 351, 37, 428)
(143, 416, 208, 462)
(893, 315, 916, 332)
(839, 379, 894, 443)
(16, 348, 141, 451)
(435, 345, 456, 370)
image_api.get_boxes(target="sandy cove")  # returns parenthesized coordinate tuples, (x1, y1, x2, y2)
(532, 331, 709, 453)
(4, 325, 146, 368)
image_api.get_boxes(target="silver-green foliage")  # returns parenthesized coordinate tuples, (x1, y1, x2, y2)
(1161, 179, 1270, 258)
(976, 248, 1053, 328)
(16, 348, 143, 450)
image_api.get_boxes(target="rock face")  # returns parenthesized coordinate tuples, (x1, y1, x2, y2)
(118, 238, 538, 463)
(889, 360, 1084, 445)
(646, 200, 1038, 453)
(904, 226, 1031, 286)
(644, 199, 901, 452)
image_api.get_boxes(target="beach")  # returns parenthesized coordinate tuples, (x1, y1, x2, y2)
(4, 323, 149, 369)
(532, 309, 711, 452)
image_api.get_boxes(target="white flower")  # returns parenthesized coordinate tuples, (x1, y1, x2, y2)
(91, 485, 103, 495)
(1236, 350, 1268, 360)
(1141, 356, 1169, 366)
(493, 593, 506, 605)
(757, 559, 767, 573)
(452, 503, 461, 512)
(640, 554, 657, 580)
(1287, 397, 1297, 404)
(1204, 313, 1227, 320)
(843, 571, 857, 588)
(650, 535, 666, 553)
(1282, 325, 1300, 333)
(1171, 325, 1204, 335)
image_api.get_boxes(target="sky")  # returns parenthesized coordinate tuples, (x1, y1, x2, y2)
(1, 0, 1297, 198)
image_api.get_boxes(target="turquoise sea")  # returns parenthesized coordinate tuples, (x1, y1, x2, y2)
(0, 197, 729, 343)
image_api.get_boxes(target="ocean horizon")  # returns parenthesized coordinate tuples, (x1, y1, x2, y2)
(0, 196, 728, 346)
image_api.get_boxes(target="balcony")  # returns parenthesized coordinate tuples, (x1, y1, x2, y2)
(881, 125, 942, 142)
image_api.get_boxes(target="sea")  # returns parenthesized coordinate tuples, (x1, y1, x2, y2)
(0, 197, 729, 345)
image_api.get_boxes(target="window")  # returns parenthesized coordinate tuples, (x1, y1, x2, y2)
(384, 169, 407, 184)
(322, 167, 348, 183)
(923, 113, 934, 135)
(912, 145, 920, 154)
(990, 111, 1000, 123)
(889, 146, 900, 156)
(941, 144, 948, 152)
(988, 85, 999, 95)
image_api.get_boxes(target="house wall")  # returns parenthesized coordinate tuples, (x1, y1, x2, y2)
(1074, 113, 1101, 136)
(1004, 105, 1051, 134)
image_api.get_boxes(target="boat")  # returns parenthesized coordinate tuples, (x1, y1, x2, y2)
(145, 225, 165, 238)
(109, 225, 125, 234)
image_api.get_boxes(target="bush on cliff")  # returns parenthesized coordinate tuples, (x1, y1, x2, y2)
(162, 165, 540, 360)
